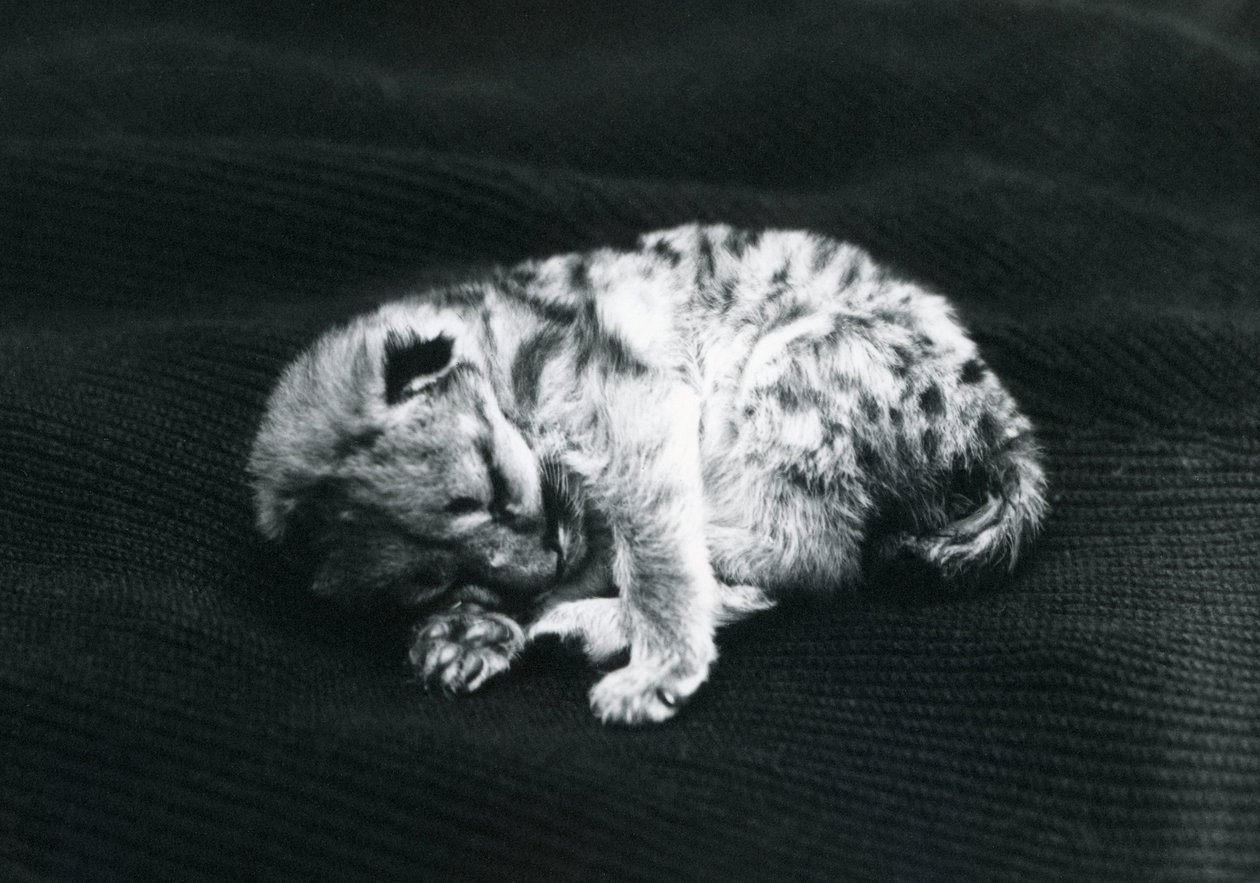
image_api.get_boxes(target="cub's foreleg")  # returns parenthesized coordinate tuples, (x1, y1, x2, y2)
(580, 382, 719, 724)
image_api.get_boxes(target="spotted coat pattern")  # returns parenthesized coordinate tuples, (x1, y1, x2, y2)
(249, 225, 1047, 724)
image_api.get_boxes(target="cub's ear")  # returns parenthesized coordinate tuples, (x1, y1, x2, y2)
(383, 331, 455, 404)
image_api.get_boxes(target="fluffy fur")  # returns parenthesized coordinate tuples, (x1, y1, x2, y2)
(248, 224, 1047, 724)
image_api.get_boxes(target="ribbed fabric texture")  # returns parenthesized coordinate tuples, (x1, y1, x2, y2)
(2, 3, 1259, 880)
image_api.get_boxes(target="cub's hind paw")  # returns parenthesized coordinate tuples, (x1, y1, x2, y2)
(409, 607, 524, 696)
(588, 658, 711, 725)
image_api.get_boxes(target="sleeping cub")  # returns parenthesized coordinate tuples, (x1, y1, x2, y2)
(248, 225, 1046, 724)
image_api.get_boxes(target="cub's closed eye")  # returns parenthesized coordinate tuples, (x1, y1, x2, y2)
(383, 331, 455, 404)
(445, 497, 484, 515)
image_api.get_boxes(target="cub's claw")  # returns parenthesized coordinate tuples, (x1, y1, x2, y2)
(409, 607, 524, 696)
(588, 658, 710, 725)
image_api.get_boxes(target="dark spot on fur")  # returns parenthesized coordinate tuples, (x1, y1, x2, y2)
(724, 228, 760, 258)
(651, 240, 683, 267)
(507, 267, 537, 289)
(696, 233, 716, 283)
(960, 359, 987, 384)
(810, 237, 840, 274)
(890, 345, 913, 378)
(526, 297, 579, 325)
(568, 257, 594, 294)
(859, 393, 881, 422)
(503, 268, 579, 324)
(770, 262, 791, 287)
(978, 411, 1004, 449)
(719, 278, 738, 312)
(511, 327, 564, 410)
(914, 333, 934, 351)
(576, 295, 649, 378)
(918, 383, 945, 418)
(766, 302, 811, 334)
(921, 426, 940, 461)
(838, 259, 860, 289)
(599, 333, 650, 377)
(383, 332, 454, 405)
(855, 440, 882, 475)
(574, 298, 601, 370)
(874, 308, 905, 326)
(774, 384, 802, 410)
(889, 407, 903, 426)
(783, 463, 828, 495)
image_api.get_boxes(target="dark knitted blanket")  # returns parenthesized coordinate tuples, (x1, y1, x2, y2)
(3, 3, 1258, 880)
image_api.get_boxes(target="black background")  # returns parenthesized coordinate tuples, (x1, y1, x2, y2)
(2, 2, 1259, 880)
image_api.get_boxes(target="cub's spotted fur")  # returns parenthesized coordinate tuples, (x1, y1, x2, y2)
(249, 225, 1047, 724)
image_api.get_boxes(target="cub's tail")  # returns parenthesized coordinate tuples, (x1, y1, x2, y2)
(900, 430, 1048, 579)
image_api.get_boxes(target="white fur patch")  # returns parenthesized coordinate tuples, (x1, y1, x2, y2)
(829, 333, 897, 400)
(778, 409, 825, 449)
(592, 256, 676, 367)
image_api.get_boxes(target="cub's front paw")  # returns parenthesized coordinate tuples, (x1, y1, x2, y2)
(588, 657, 712, 725)
(409, 607, 524, 696)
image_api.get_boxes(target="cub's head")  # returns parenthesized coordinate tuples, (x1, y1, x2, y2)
(248, 294, 561, 607)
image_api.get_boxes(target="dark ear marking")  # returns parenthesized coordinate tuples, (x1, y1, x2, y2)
(384, 332, 454, 404)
